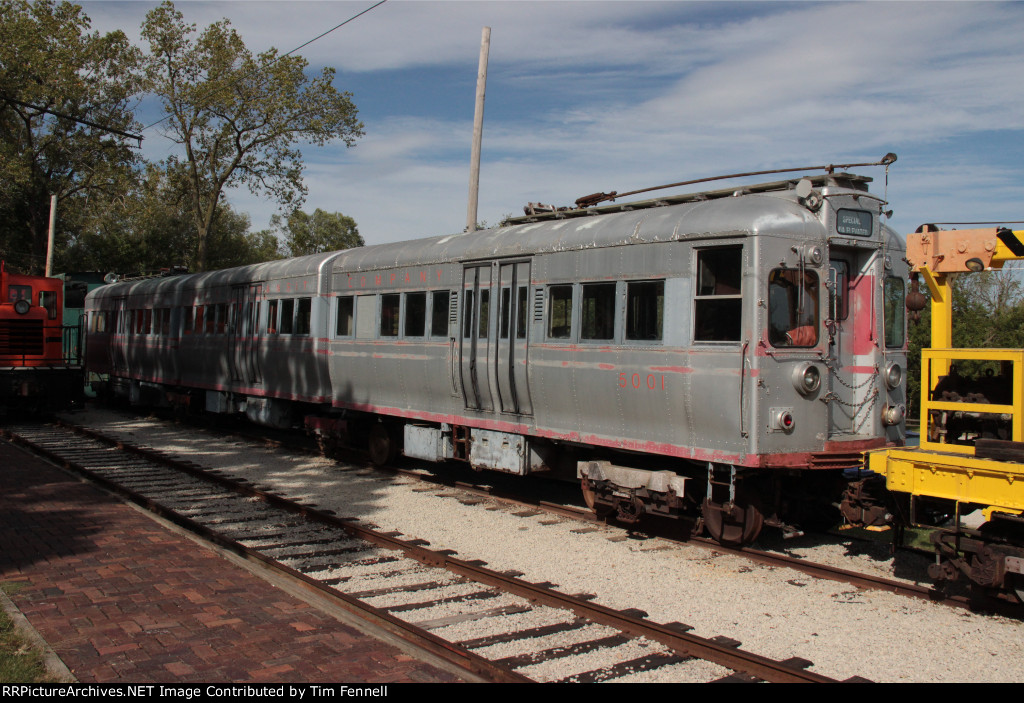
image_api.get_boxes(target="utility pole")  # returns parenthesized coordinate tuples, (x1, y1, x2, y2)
(45, 195, 57, 277)
(466, 26, 490, 232)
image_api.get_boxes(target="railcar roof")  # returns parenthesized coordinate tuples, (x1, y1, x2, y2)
(87, 172, 882, 302)
(329, 174, 871, 273)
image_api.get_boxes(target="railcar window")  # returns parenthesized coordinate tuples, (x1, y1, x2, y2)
(829, 261, 849, 320)
(280, 299, 295, 334)
(252, 302, 260, 338)
(296, 298, 311, 335)
(405, 292, 426, 337)
(216, 304, 228, 334)
(581, 283, 616, 341)
(768, 269, 819, 347)
(380, 294, 400, 337)
(884, 277, 906, 348)
(547, 285, 573, 340)
(626, 281, 664, 341)
(161, 308, 171, 336)
(336, 296, 354, 336)
(517, 287, 528, 339)
(204, 306, 215, 334)
(478, 290, 489, 339)
(694, 248, 742, 342)
(430, 290, 449, 337)
(463, 290, 474, 339)
(267, 301, 278, 334)
(500, 288, 511, 339)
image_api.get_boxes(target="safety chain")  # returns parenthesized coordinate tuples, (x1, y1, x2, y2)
(821, 388, 879, 434)
(823, 360, 878, 391)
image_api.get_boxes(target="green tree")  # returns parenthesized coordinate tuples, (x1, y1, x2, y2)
(906, 268, 1024, 415)
(62, 164, 282, 274)
(273, 208, 364, 257)
(141, 1, 363, 271)
(0, 0, 144, 273)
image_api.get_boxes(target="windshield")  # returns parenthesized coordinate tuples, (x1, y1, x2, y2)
(768, 268, 819, 347)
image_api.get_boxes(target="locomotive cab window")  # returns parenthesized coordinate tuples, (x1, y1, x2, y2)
(547, 285, 573, 340)
(7, 285, 31, 303)
(768, 269, 819, 347)
(626, 280, 664, 342)
(39, 291, 58, 320)
(694, 247, 742, 342)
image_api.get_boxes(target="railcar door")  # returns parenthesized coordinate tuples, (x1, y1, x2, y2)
(229, 284, 263, 387)
(110, 296, 128, 375)
(827, 252, 876, 437)
(495, 261, 533, 415)
(459, 264, 494, 411)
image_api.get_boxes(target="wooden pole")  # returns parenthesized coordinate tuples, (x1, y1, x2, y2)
(466, 26, 491, 233)
(45, 194, 57, 277)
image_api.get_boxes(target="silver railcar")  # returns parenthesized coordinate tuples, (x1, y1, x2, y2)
(85, 172, 908, 544)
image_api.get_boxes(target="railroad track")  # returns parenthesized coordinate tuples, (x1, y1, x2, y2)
(59, 406, 1004, 614)
(2, 421, 859, 683)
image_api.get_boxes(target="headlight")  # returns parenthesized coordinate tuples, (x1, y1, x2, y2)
(14, 299, 30, 315)
(791, 362, 821, 396)
(883, 404, 906, 426)
(885, 362, 903, 390)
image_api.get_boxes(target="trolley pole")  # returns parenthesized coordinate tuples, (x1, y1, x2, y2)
(465, 26, 491, 233)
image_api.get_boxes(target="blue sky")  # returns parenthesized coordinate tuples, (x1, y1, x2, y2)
(80, 0, 1024, 247)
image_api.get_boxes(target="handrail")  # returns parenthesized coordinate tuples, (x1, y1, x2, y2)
(919, 348, 1024, 454)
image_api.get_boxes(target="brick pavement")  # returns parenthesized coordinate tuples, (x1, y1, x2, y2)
(0, 440, 464, 683)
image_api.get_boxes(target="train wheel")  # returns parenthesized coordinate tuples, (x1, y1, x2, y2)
(701, 497, 764, 546)
(367, 424, 398, 466)
(581, 479, 614, 519)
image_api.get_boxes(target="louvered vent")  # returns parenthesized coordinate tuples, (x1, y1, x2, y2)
(533, 288, 544, 322)
(0, 319, 44, 356)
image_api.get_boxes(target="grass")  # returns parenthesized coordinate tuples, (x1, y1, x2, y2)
(0, 583, 60, 684)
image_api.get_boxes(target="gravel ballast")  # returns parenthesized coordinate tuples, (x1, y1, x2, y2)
(57, 407, 1024, 683)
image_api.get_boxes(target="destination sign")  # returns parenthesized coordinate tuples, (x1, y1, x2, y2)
(836, 208, 873, 237)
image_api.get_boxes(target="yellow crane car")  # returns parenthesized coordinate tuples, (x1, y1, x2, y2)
(866, 224, 1024, 602)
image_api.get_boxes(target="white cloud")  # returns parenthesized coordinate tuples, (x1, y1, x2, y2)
(81, 1, 1024, 247)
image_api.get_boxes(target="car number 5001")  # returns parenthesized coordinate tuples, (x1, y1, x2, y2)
(618, 372, 666, 391)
